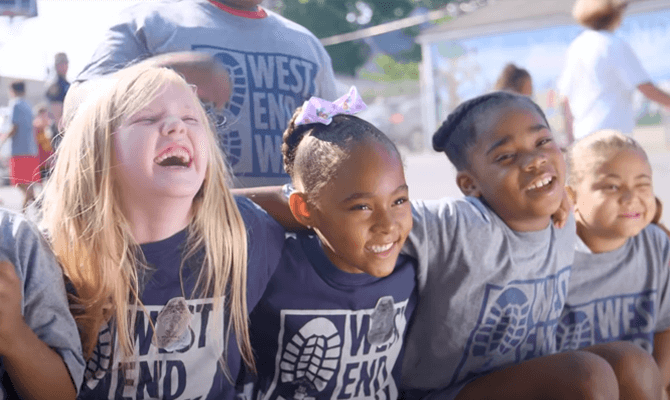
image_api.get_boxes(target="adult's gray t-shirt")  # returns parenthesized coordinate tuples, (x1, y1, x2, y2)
(76, 0, 338, 188)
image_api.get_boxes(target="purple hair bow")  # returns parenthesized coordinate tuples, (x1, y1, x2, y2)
(295, 86, 367, 126)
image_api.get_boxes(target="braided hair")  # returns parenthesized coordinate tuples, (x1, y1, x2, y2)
(432, 91, 549, 170)
(282, 108, 399, 201)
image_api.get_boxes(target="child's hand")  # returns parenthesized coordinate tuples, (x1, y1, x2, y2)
(552, 188, 573, 229)
(0, 261, 26, 356)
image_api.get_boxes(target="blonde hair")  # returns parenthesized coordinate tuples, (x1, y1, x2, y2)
(573, 0, 627, 31)
(39, 64, 253, 376)
(566, 129, 669, 237)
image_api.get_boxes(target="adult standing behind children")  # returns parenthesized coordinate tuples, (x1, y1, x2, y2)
(558, 0, 670, 144)
(73, 0, 338, 188)
(45, 52, 69, 150)
(0, 81, 40, 210)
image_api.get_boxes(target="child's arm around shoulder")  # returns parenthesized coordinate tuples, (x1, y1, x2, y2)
(0, 210, 84, 400)
(407, 197, 488, 289)
(234, 195, 289, 309)
(232, 186, 306, 231)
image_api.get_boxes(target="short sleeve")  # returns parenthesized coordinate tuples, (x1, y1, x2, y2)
(405, 198, 460, 289)
(314, 50, 337, 101)
(0, 212, 85, 393)
(653, 230, 670, 332)
(76, 4, 153, 82)
(613, 38, 650, 90)
(10, 102, 19, 125)
(235, 196, 286, 311)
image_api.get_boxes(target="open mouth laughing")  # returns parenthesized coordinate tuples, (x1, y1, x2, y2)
(154, 146, 193, 168)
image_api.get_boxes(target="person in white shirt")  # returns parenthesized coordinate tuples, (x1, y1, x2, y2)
(557, 0, 670, 143)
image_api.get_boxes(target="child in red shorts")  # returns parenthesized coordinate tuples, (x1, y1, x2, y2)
(0, 81, 40, 209)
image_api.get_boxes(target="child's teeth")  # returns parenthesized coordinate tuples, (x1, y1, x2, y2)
(370, 242, 394, 253)
(154, 148, 191, 164)
(528, 177, 552, 191)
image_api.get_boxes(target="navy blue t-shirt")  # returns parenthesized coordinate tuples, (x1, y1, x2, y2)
(78, 197, 285, 400)
(246, 232, 417, 400)
(45, 75, 70, 103)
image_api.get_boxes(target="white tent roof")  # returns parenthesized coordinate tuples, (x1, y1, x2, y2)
(418, 0, 670, 44)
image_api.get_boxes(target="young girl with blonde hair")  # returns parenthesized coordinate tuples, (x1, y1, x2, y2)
(39, 63, 285, 399)
(559, 129, 670, 398)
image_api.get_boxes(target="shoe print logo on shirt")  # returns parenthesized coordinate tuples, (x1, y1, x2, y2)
(259, 297, 409, 400)
(193, 44, 319, 182)
(557, 291, 657, 352)
(452, 267, 570, 387)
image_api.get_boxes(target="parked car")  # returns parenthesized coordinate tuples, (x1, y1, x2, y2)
(358, 95, 424, 153)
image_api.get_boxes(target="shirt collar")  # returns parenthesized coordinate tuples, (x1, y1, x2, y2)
(209, 1, 267, 19)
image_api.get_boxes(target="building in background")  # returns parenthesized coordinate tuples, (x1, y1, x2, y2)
(416, 0, 670, 150)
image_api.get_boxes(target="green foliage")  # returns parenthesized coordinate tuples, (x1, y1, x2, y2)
(637, 111, 663, 126)
(358, 54, 420, 82)
(278, 0, 454, 76)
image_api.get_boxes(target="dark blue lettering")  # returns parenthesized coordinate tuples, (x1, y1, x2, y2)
(135, 311, 158, 356)
(137, 360, 161, 399)
(355, 359, 376, 397)
(199, 303, 213, 348)
(338, 363, 358, 399)
(350, 315, 372, 356)
(164, 360, 187, 399)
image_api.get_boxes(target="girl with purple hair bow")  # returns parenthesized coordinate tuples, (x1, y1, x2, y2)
(239, 86, 419, 400)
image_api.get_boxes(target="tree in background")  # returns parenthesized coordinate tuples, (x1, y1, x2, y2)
(269, 0, 454, 76)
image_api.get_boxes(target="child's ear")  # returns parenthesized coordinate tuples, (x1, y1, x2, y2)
(456, 171, 481, 197)
(566, 186, 577, 208)
(289, 192, 314, 228)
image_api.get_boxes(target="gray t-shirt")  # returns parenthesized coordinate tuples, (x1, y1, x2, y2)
(557, 224, 670, 353)
(9, 98, 37, 157)
(76, 0, 337, 188)
(401, 197, 575, 399)
(0, 209, 84, 397)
